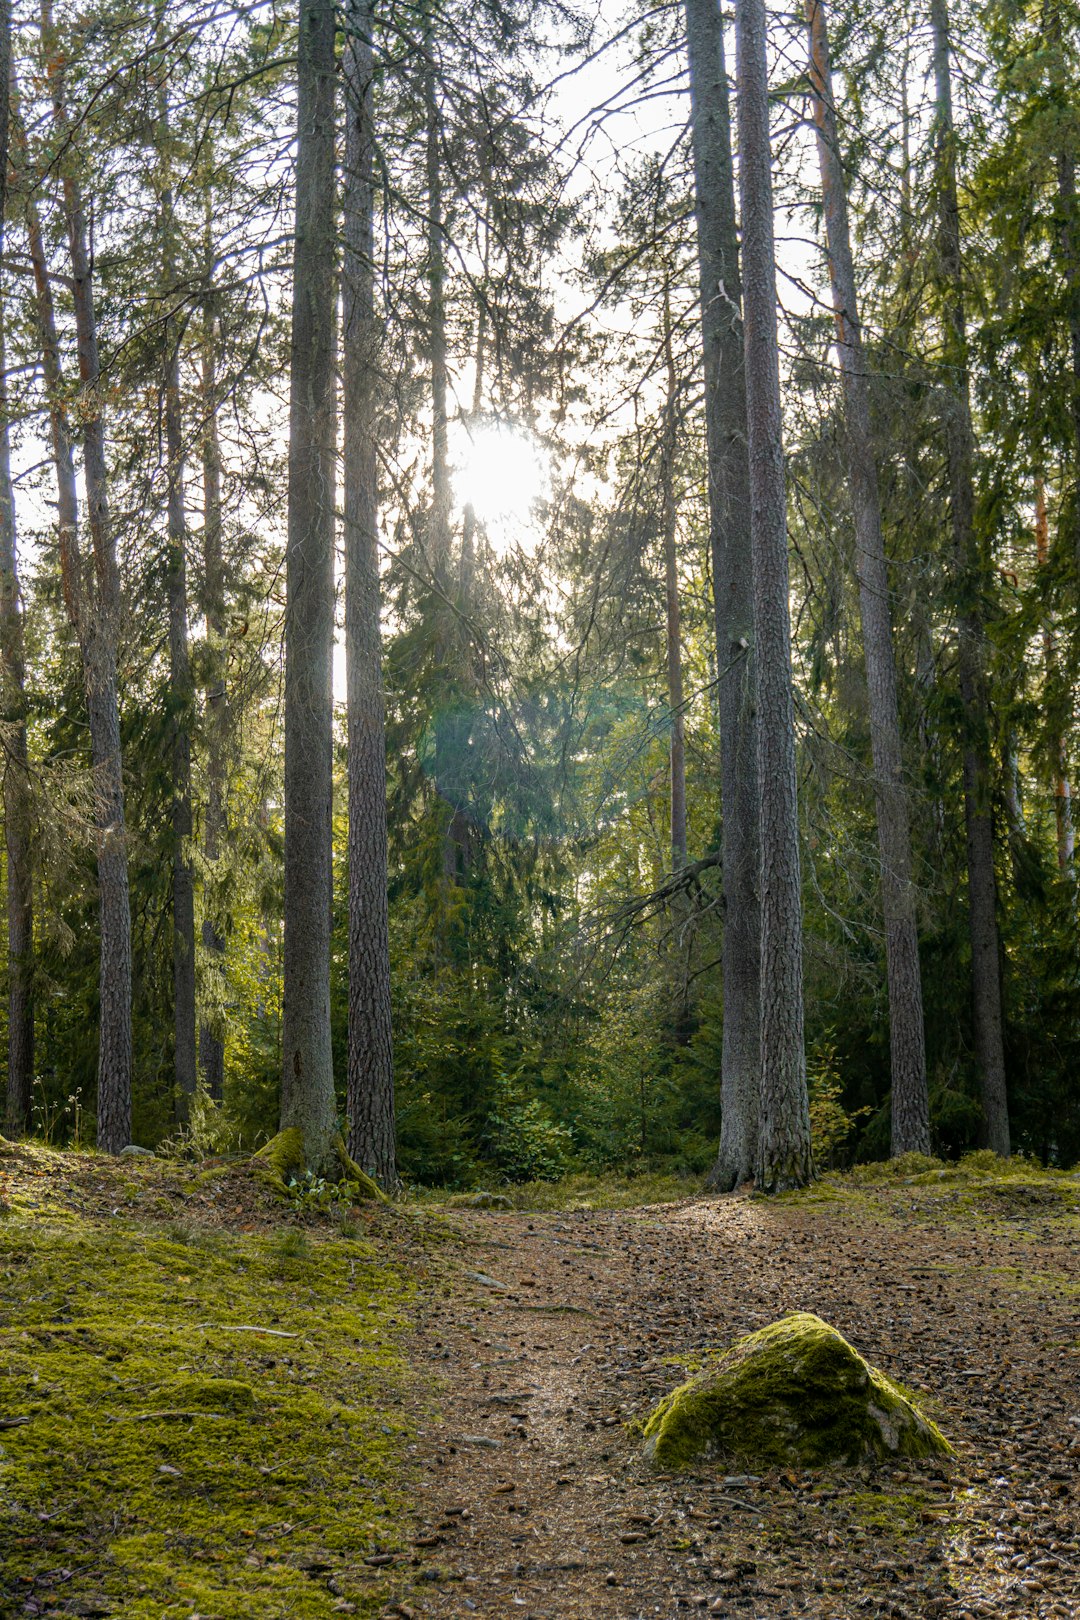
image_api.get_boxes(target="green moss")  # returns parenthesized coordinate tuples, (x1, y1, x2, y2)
(250, 1129, 388, 1205)
(0, 1156, 412, 1618)
(642, 1312, 952, 1472)
(421, 1170, 700, 1212)
(250, 1127, 307, 1194)
(158, 1376, 257, 1413)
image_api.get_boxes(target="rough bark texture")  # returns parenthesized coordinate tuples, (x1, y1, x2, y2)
(280, 0, 338, 1171)
(733, 0, 812, 1192)
(41, 6, 133, 1152)
(807, 0, 930, 1158)
(199, 269, 227, 1102)
(930, 0, 1010, 1157)
(343, 0, 396, 1190)
(684, 0, 761, 1191)
(424, 19, 451, 582)
(158, 88, 197, 1124)
(1034, 479, 1075, 872)
(422, 16, 470, 884)
(660, 287, 687, 874)
(0, 0, 34, 1137)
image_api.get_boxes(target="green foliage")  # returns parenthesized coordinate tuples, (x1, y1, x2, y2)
(807, 1031, 871, 1170)
(484, 1075, 574, 1182)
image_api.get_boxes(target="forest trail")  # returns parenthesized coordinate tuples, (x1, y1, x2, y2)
(401, 1187, 1080, 1620)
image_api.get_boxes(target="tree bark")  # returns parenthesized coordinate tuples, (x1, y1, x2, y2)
(1035, 477, 1075, 872)
(280, 0, 338, 1170)
(343, 0, 396, 1190)
(422, 12, 470, 884)
(424, 11, 452, 581)
(660, 284, 687, 873)
(930, 0, 1010, 1156)
(157, 76, 197, 1124)
(684, 0, 761, 1191)
(199, 256, 227, 1102)
(41, 2, 133, 1152)
(807, 0, 930, 1157)
(734, 0, 812, 1191)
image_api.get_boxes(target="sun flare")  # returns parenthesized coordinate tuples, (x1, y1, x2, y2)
(450, 418, 549, 545)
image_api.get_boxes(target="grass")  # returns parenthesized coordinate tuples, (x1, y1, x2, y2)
(0, 1144, 412, 1619)
(413, 1168, 703, 1213)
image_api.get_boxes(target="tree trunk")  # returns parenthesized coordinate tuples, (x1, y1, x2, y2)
(42, 2, 132, 1152)
(807, 0, 930, 1157)
(343, 0, 396, 1189)
(660, 285, 687, 873)
(684, 0, 761, 1191)
(0, 0, 33, 1137)
(1035, 477, 1075, 872)
(733, 0, 812, 1191)
(930, 0, 1010, 1156)
(158, 78, 197, 1124)
(422, 14, 470, 884)
(280, 0, 338, 1170)
(424, 12, 452, 581)
(199, 259, 227, 1102)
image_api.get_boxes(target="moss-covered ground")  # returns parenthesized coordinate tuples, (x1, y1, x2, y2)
(0, 1142, 412, 1619)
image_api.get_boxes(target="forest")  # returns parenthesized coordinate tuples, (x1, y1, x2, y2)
(0, 0, 1079, 1189)
(3, 2, 1080, 1616)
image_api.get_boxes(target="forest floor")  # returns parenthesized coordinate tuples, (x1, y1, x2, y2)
(1, 1145, 1078, 1620)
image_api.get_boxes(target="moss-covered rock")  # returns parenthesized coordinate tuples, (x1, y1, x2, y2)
(642, 1312, 951, 1471)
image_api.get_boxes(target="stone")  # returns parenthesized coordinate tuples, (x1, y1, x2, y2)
(119, 1145, 155, 1158)
(642, 1312, 951, 1471)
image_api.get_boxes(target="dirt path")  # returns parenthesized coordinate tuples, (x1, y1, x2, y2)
(396, 1188, 1080, 1620)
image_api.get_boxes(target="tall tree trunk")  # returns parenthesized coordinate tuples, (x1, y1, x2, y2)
(41, 3, 132, 1152)
(280, 0, 338, 1169)
(734, 0, 812, 1191)
(807, 0, 930, 1157)
(425, 16, 451, 580)
(684, 0, 761, 1191)
(1035, 477, 1075, 871)
(158, 77, 197, 1124)
(199, 269, 227, 1100)
(0, 0, 33, 1137)
(422, 14, 469, 883)
(660, 284, 687, 873)
(930, 0, 1010, 1156)
(343, 0, 396, 1189)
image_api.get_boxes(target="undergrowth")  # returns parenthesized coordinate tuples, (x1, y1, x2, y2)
(414, 1168, 701, 1212)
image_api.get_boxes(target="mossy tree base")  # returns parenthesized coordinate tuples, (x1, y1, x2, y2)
(643, 1312, 951, 1471)
(250, 1128, 388, 1203)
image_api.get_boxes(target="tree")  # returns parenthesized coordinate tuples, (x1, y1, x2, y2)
(37, 0, 133, 1152)
(156, 55, 197, 1123)
(343, 0, 396, 1188)
(0, 0, 33, 1137)
(930, 0, 1011, 1155)
(734, 0, 812, 1190)
(280, 0, 338, 1169)
(806, 0, 930, 1156)
(684, 0, 761, 1190)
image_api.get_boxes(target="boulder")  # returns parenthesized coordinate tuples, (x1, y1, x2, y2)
(642, 1311, 950, 1471)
